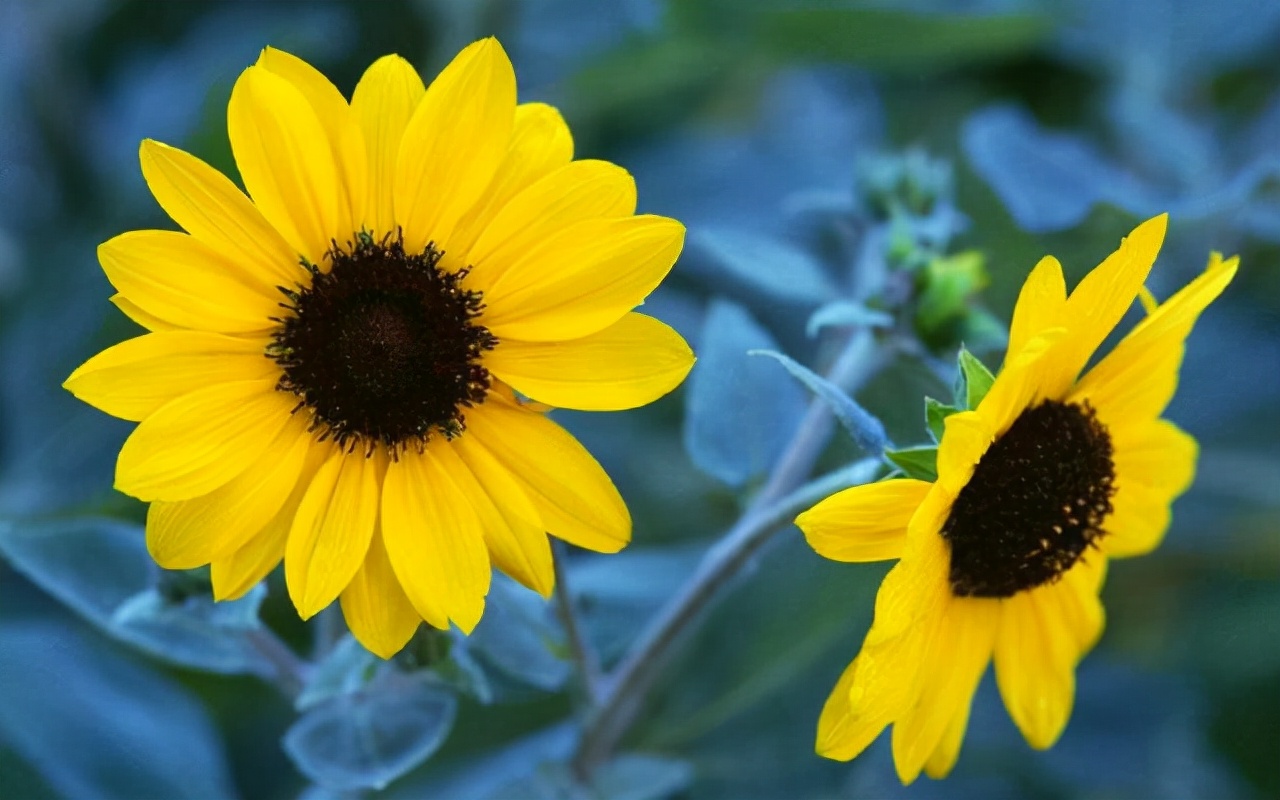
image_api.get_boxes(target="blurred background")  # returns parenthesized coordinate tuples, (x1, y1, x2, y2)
(2, 0, 1279, 798)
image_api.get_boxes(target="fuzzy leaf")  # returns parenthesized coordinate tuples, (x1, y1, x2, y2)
(749, 349, 889, 453)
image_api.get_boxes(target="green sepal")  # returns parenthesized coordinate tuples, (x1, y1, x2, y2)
(884, 445, 939, 482)
(924, 396, 960, 443)
(955, 346, 995, 410)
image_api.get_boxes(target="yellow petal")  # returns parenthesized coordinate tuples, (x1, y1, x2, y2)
(816, 533, 951, 761)
(891, 596, 998, 784)
(99, 231, 281, 333)
(116, 379, 295, 501)
(350, 54, 426, 239)
(381, 447, 492, 633)
(993, 574, 1099, 750)
(285, 450, 380, 620)
(462, 400, 630, 553)
(796, 478, 932, 563)
(1070, 253, 1237, 426)
(449, 102, 574, 258)
(394, 38, 516, 254)
(211, 443, 330, 601)
(256, 47, 367, 235)
(484, 313, 693, 412)
(923, 699, 972, 780)
(1040, 214, 1168, 397)
(934, 411, 994, 496)
(466, 159, 636, 285)
(341, 527, 421, 658)
(64, 331, 275, 422)
(110, 293, 178, 332)
(138, 139, 300, 284)
(1103, 420, 1197, 558)
(227, 65, 341, 264)
(1006, 255, 1066, 363)
(446, 437, 555, 597)
(481, 215, 685, 342)
(146, 415, 312, 569)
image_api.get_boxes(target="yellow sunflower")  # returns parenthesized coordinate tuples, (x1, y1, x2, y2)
(795, 215, 1236, 783)
(63, 39, 693, 658)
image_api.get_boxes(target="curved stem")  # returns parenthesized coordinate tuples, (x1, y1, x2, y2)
(246, 627, 311, 699)
(572, 329, 888, 775)
(554, 540, 604, 706)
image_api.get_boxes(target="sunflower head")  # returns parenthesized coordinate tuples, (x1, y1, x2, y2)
(64, 39, 694, 658)
(796, 214, 1237, 783)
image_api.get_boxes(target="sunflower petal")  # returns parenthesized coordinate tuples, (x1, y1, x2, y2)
(485, 313, 693, 412)
(462, 401, 630, 553)
(350, 55, 426, 239)
(449, 102, 574, 258)
(341, 527, 421, 659)
(394, 38, 516, 255)
(257, 47, 367, 235)
(891, 596, 997, 784)
(211, 443, 330, 601)
(1071, 254, 1237, 426)
(138, 139, 299, 284)
(481, 215, 685, 342)
(466, 160, 636, 285)
(146, 416, 312, 569)
(64, 331, 275, 422)
(99, 231, 281, 333)
(1006, 255, 1066, 363)
(1041, 214, 1167, 396)
(445, 437, 556, 598)
(381, 447, 492, 633)
(115, 379, 295, 501)
(110, 294, 178, 332)
(285, 450, 380, 620)
(1102, 419, 1197, 558)
(228, 65, 341, 264)
(993, 579, 1095, 750)
(796, 478, 932, 563)
(923, 699, 972, 780)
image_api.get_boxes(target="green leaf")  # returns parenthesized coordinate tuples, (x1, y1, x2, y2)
(884, 445, 939, 482)
(956, 347, 996, 410)
(758, 7, 1050, 73)
(924, 397, 960, 443)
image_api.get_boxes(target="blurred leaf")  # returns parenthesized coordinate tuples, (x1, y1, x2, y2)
(759, 7, 1050, 72)
(469, 577, 570, 693)
(387, 724, 578, 800)
(749, 348, 889, 453)
(297, 635, 378, 712)
(805, 300, 893, 337)
(884, 445, 938, 482)
(0, 519, 274, 675)
(0, 619, 235, 800)
(955, 347, 996, 410)
(924, 396, 959, 443)
(686, 227, 839, 305)
(479, 753, 693, 800)
(963, 104, 1158, 232)
(284, 675, 457, 792)
(109, 585, 269, 674)
(682, 300, 808, 487)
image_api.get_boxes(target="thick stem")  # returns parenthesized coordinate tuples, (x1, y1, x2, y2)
(554, 540, 604, 706)
(572, 329, 887, 775)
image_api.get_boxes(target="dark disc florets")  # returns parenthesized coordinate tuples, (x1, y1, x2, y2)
(268, 232, 496, 455)
(941, 400, 1116, 598)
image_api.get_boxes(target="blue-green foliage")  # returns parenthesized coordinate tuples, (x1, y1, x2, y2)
(1, 0, 1278, 797)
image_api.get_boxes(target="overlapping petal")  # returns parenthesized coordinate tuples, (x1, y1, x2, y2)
(796, 478, 931, 563)
(350, 54, 426, 237)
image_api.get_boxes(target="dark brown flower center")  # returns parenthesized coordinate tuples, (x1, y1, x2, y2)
(268, 232, 496, 454)
(941, 400, 1115, 598)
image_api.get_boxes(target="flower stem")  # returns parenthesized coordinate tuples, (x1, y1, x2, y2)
(554, 540, 603, 706)
(572, 329, 888, 775)
(246, 627, 311, 698)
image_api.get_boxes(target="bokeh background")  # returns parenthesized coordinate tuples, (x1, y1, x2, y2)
(2, 1, 1279, 798)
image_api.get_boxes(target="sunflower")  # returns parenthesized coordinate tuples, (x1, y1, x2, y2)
(64, 39, 693, 658)
(795, 215, 1236, 783)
